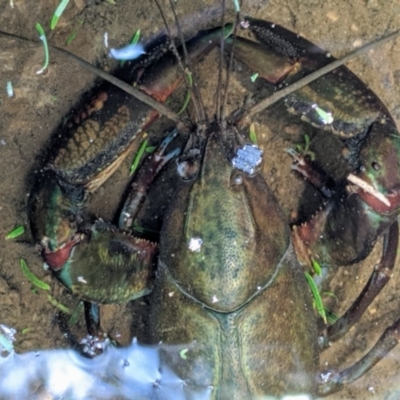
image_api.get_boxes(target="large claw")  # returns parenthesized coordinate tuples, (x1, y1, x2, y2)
(229, 16, 400, 269)
(29, 25, 228, 302)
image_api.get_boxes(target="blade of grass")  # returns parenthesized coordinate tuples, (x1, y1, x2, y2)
(35, 23, 49, 74)
(20, 259, 50, 291)
(47, 294, 72, 314)
(145, 146, 156, 153)
(305, 272, 327, 324)
(249, 123, 257, 144)
(120, 29, 141, 66)
(66, 19, 83, 45)
(50, 0, 70, 30)
(177, 73, 193, 115)
(250, 72, 259, 82)
(5, 225, 25, 239)
(326, 309, 339, 324)
(311, 258, 322, 276)
(129, 139, 148, 176)
(68, 301, 84, 325)
(132, 222, 159, 234)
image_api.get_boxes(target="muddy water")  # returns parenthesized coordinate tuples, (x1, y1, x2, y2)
(1, 0, 400, 398)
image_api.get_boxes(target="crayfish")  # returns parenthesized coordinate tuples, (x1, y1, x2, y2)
(2, 1, 400, 398)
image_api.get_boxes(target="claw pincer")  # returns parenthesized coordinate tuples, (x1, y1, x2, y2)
(28, 27, 225, 303)
(233, 17, 400, 269)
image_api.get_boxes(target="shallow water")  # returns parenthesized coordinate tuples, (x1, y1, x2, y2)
(1, 0, 400, 398)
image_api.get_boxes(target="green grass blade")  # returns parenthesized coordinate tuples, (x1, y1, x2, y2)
(66, 19, 83, 45)
(250, 73, 259, 82)
(232, 0, 240, 12)
(51, 0, 70, 30)
(179, 348, 188, 360)
(326, 309, 339, 325)
(130, 29, 141, 46)
(66, 30, 77, 45)
(249, 123, 257, 144)
(35, 23, 49, 74)
(132, 222, 159, 234)
(68, 301, 84, 325)
(311, 258, 322, 276)
(5, 225, 25, 239)
(305, 272, 327, 324)
(177, 73, 193, 115)
(20, 259, 50, 291)
(145, 146, 156, 153)
(120, 29, 141, 66)
(129, 139, 148, 176)
(47, 294, 72, 314)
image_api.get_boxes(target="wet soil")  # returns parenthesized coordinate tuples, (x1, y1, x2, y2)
(1, 0, 400, 399)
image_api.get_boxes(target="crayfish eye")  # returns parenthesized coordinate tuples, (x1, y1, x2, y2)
(371, 161, 381, 171)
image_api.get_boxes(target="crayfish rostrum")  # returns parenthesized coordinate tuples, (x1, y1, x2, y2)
(7, 2, 400, 399)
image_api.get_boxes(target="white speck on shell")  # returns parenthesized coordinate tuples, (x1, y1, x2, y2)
(77, 276, 88, 284)
(188, 237, 203, 252)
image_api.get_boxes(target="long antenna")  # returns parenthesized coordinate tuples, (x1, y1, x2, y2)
(220, 10, 240, 124)
(154, 0, 206, 124)
(215, 0, 226, 123)
(240, 28, 400, 123)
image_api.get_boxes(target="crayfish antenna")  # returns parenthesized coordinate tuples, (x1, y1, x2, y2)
(215, 0, 226, 123)
(219, 3, 241, 126)
(154, 0, 207, 125)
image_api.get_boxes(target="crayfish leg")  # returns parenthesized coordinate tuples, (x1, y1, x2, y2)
(318, 295, 400, 395)
(321, 221, 399, 346)
(56, 302, 110, 358)
(119, 129, 181, 230)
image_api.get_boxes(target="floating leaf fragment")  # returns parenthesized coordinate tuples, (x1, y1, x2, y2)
(250, 72, 259, 82)
(179, 348, 188, 360)
(145, 146, 156, 153)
